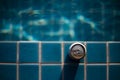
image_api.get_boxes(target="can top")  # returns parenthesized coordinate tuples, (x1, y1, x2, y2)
(69, 42, 86, 60)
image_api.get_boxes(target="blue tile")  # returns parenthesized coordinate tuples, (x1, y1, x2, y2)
(64, 64, 84, 80)
(109, 43, 120, 62)
(19, 43, 39, 63)
(0, 65, 16, 80)
(0, 43, 17, 62)
(87, 43, 106, 63)
(64, 43, 84, 63)
(109, 65, 120, 80)
(42, 65, 61, 80)
(87, 65, 106, 80)
(42, 43, 61, 63)
(19, 65, 39, 80)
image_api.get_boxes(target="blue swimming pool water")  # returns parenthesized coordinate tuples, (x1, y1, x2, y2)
(0, 0, 120, 41)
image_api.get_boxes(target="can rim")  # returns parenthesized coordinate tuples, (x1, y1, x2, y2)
(69, 42, 86, 60)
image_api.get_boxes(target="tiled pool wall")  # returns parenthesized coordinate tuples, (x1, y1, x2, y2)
(0, 41, 120, 80)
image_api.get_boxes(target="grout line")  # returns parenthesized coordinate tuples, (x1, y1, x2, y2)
(19, 63, 39, 65)
(86, 41, 107, 43)
(109, 63, 120, 65)
(106, 42, 109, 80)
(0, 62, 119, 64)
(0, 41, 17, 43)
(86, 63, 107, 66)
(41, 41, 77, 43)
(0, 63, 16, 65)
(39, 42, 42, 80)
(0, 63, 120, 65)
(61, 42, 64, 67)
(61, 42, 64, 80)
(1, 41, 120, 43)
(16, 42, 19, 80)
(84, 42, 87, 80)
(107, 41, 120, 43)
(41, 64, 62, 66)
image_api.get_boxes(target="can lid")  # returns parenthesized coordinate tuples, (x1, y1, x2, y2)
(69, 42, 86, 60)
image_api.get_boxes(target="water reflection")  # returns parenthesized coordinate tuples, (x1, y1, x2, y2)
(0, 0, 120, 41)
